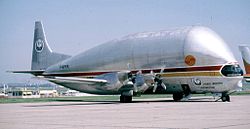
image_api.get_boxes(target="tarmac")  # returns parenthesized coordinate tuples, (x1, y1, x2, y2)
(1, 95, 250, 129)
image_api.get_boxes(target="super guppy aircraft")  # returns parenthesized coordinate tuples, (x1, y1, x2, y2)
(12, 21, 243, 102)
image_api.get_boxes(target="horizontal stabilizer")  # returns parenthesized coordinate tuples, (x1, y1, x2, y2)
(8, 70, 45, 76)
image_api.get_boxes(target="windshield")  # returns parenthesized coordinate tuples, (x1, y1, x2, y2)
(221, 65, 243, 77)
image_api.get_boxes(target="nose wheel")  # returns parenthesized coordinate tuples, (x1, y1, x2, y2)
(216, 92, 230, 102)
(221, 93, 230, 102)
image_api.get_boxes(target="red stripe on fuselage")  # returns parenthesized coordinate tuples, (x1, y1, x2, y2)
(163, 65, 222, 72)
(43, 65, 223, 77)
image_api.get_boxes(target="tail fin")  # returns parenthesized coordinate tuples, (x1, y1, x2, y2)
(239, 45, 250, 74)
(31, 21, 71, 70)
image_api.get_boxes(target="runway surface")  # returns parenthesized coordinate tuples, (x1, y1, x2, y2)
(1, 95, 250, 129)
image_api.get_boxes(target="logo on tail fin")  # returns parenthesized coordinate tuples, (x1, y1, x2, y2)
(35, 39, 44, 52)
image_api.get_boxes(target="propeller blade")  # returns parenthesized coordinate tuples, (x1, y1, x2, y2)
(161, 82, 166, 90)
(133, 84, 138, 92)
(153, 84, 157, 92)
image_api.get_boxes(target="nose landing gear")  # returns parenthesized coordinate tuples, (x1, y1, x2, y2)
(221, 93, 230, 102)
(215, 92, 231, 102)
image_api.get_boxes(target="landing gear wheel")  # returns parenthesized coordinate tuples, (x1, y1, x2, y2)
(226, 95, 230, 102)
(120, 95, 132, 103)
(221, 93, 230, 102)
(173, 93, 183, 102)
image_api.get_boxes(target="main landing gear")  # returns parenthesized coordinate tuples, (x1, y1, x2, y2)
(173, 93, 183, 101)
(173, 84, 191, 102)
(120, 90, 133, 103)
(120, 95, 132, 103)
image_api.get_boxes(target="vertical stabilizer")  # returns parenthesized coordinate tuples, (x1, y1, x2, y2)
(31, 21, 71, 70)
(239, 45, 250, 74)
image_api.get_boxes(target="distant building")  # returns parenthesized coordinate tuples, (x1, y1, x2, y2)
(0, 93, 8, 98)
(39, 90, 58, 98)
(62, 89, 95, 96)
(7, 89, 58, 98)
(63, 90, 79, 96)
(8, 90, 40, 98)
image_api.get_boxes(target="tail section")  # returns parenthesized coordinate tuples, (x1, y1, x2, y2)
(239, 45, 250, 74)
(31, 21, 71, 70)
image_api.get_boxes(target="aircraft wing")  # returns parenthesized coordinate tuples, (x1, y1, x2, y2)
(42, 76, 108, 85)
(9, 70, 108, 85)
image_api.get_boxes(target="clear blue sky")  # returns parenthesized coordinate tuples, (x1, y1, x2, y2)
(0, 0, 250, 83)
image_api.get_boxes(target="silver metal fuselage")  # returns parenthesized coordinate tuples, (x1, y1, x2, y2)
(44, 26, 242, 95)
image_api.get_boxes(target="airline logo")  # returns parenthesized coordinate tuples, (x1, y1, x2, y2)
(192, 78, 202, 85)
(185, 55, 196, 66)
(35, 39, 44, 52)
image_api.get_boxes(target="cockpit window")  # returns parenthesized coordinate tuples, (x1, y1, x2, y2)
(221, 65, 243, 77)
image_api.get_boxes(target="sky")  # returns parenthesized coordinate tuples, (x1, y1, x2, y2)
(0, 0, 250, 83)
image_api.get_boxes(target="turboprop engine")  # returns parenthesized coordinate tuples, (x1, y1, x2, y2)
(116, 71, 167, 94)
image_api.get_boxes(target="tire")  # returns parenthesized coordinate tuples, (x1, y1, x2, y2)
(120, 95, 132, 103)
(226, 95, 230, 102)
(222, 96, 227, 102)
(221, 93, 230, 102)
(173, 93, 183, 102)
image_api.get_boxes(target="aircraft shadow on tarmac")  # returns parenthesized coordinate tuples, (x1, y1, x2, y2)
(24, 97, 219, 107)
(54, 97, 218, 103)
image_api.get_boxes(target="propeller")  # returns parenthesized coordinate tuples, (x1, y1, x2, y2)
(133, 71, 147, 92)
(121, 69, 167, 93)
(149, 71, 166, 93)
